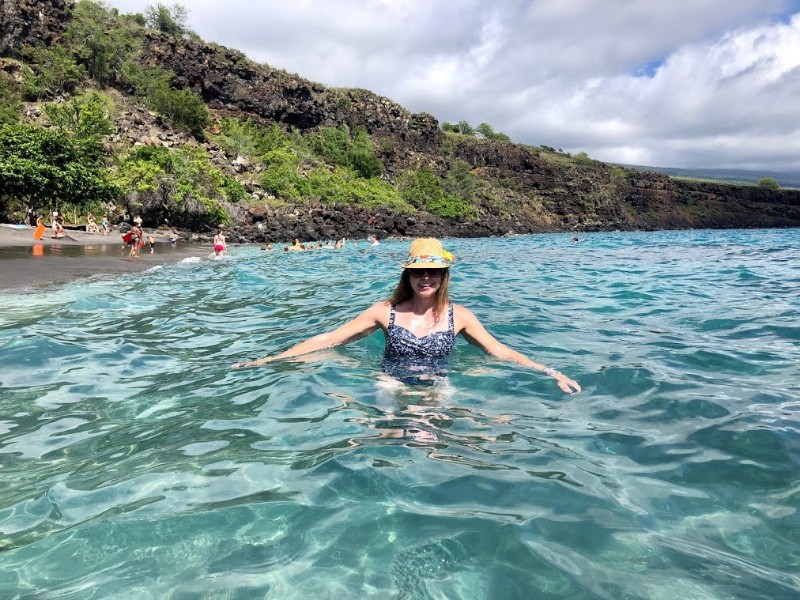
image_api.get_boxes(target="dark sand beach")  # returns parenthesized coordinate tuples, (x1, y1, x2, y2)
(0, 224, 211, 294)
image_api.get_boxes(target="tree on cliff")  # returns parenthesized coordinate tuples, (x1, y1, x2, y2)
(758, 177, 780, 190)
(145, 3, 190, 36)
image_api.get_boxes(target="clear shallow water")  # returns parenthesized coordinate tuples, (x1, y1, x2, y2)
(0, 229, 798, 599)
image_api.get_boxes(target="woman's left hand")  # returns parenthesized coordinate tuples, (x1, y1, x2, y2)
(553, 372, 581, 394)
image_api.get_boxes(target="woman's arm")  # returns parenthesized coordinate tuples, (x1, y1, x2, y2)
(455, 305, 581, 394)
(232, 302, 387, 368)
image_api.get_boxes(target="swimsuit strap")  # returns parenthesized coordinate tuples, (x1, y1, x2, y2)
(448, 304, 454, 333)
(389, 303, 397, 328)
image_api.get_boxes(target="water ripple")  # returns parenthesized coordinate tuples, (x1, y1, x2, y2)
(1, 230, 799, 598)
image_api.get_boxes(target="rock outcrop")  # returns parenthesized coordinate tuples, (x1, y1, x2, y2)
(3, 0, 800, 242)
(0, 0, 70, 59)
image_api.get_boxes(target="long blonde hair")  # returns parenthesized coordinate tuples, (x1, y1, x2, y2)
(387, 269, 451, 320)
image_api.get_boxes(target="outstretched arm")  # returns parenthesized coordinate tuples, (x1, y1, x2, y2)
(455, 305, 581, 394)
(232, 302, 386, 368)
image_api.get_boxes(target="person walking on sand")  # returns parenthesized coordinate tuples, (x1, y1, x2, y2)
(233, 238, 581, 394)
(213, 229, 227, 257)
(128, 222, 143, 257)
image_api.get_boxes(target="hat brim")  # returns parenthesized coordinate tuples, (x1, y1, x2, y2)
(403, 262, 451, 270)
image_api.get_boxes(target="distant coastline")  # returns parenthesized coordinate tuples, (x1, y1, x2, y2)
(620, 164, 800, 189)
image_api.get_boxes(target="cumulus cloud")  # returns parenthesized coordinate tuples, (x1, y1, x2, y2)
(106, 0, 800, 170)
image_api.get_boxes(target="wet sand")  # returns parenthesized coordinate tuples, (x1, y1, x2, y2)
(0, 224, 210, 294)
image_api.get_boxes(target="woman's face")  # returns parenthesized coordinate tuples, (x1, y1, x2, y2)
(408, 268, 447, 296)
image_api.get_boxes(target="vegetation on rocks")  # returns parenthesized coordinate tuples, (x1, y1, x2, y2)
(0, 0, 798, 241)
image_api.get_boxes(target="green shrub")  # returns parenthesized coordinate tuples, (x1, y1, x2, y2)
(426, 194, 477, 219)
(123, 62, 174, 98)
(150, 86, 209, 137)
(610, 167, 629, 187)
(476, 122, 500, 140)
(348, 130, 383, 178)
(758, 177, 780, 190)
(113, 144, 237, 224)
(215, 118, 292, 158)
(400, 166, 476, 219)
(44, 92, 115, 141)
(399, 168, 441, 210)
(0, 123, 118, 214)
(21, 45, 84, 99)
(123, 63, 209, 137)
(0, 71, 21, 125)
(443, 159, 477, 202)
(66, 0, 143, 85)
(145, 3, 190, 35)
(260, 148, 303, 200)
(308, 124, 382, 178)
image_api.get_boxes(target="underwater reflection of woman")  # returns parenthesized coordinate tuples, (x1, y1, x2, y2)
(233, 238, 580, 394)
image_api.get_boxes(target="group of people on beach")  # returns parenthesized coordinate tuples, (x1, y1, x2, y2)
(37, 211, 111, 239)
(85, 213, 110, 235)
(122, 216, 158, 257)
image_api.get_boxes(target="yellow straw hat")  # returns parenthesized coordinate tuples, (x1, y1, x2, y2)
(402, 238, 455, 269)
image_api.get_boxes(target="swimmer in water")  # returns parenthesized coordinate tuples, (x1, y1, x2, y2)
(233, 238, 580, 394)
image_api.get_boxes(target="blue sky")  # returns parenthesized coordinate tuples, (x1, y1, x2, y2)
(106, 0, 800, 171)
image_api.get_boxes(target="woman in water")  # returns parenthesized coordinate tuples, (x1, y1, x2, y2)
(233, 238, 580, 394)
(213, 229, 227, 257)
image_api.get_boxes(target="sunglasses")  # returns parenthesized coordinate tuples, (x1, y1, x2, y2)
(408, 268, 447, 278)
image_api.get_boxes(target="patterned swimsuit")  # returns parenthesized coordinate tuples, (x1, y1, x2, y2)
(381, 304, 455, 384)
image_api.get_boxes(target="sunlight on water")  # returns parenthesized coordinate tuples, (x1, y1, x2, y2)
(1, 230, 799, 599)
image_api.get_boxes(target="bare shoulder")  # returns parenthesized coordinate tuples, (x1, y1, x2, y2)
(363, 300, 392, 325)
(452, 303, 477, 320)
(452, 303, 481, 331)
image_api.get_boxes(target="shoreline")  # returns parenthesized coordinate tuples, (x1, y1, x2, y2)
(0, 222, 194, 249)
(0, 223, 212, 295)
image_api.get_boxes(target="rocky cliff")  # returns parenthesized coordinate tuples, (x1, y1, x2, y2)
(0, 0, 70, 59)
(3, 0, 799, 242)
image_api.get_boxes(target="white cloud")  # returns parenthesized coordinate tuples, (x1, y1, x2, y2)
(105, 0, 800, 170)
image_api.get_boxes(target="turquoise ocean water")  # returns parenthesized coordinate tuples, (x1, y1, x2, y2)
(0, 229, 798, 599)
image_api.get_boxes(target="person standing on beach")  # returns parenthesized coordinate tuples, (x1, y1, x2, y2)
(147, 235, 156, 254)
(213, 229, 227, 257)
(128, 222, 143, 257)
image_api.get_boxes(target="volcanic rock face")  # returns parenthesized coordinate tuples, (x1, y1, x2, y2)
(2, 0, 800, 242)
(137, 32, 443, 164)
(0, 0, 71, 59)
